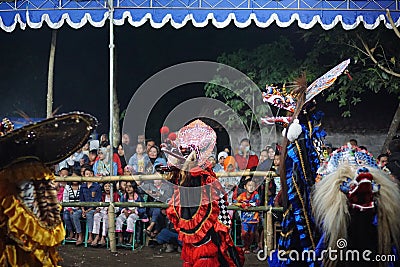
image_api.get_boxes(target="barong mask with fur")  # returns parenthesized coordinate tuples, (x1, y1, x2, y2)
(313, 145, 400, 267)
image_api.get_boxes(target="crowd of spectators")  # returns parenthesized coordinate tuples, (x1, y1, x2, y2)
(54, 131, 400, 254)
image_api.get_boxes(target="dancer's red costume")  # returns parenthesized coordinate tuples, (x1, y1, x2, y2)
(163, 120, 244, 267)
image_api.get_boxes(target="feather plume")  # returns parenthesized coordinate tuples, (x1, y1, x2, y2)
(291, 73, 308, 96)
(51, 106, 62, 117)
(14, 106, 62, 123)
(14, 109, 33, 123)
(290, 73, 307, 119)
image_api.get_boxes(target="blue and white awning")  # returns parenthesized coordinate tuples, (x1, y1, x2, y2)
(0, 0, 399, 31)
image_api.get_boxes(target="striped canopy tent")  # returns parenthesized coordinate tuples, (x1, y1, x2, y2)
(0, 0, 399, 32)
(1, 0, 399, 254)
(0, 0, 398, 157)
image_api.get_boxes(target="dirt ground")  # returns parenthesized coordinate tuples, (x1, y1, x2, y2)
(59, 243, 265, 267)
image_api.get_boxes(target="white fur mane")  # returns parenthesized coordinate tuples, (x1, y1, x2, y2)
(312, 164, 400, 267)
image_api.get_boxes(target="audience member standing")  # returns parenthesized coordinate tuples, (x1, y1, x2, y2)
(128, 143, 150, 173)
(386, 139, 400, 182)
(234, 179, 260, 254)
(122, 133, 135, 160)
(117, 143, 128, 170)
(234, 138, 259, 170)
(93, 147, 118, 176)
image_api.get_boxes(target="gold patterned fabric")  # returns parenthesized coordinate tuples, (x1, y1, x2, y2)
(0, 160, 65, 267)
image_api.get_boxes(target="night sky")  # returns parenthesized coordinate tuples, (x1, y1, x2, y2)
(0, 22, 397, 139)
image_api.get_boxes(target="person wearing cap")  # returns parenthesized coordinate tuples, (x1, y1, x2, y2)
(216, 151, 228, 173)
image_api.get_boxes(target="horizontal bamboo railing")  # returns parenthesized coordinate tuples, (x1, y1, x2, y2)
(55, 171, 278, 183)
(56, 170, 282, 255)
(60, 201, 283, 212)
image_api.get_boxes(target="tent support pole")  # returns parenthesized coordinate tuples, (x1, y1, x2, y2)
(108, 0, 117, 254)
(46, 30, 57, 118)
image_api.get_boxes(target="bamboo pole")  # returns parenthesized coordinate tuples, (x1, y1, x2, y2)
(265, 173, 274, 255)
(264, 176, 269, 256)
(59, 171, 282, 253)
(266, 207, 273, 255)
(108, 0, 116, 251)
(60, 201, 283, 212)
(55, 171, 278, 183)
(46, 30, 57, 118)
(55, 173, 165, 183)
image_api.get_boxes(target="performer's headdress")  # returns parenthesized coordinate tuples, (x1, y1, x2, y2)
(0, 112, 97, 266)
(313, 145, 400, 262)
(162, 119, 216, 169)
(317, 144, 378, 177)
(0, 112, 97, 169)
(262, 59, 351, 135)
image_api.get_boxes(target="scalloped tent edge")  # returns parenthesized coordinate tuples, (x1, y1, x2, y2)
(0, 0, 399, 32)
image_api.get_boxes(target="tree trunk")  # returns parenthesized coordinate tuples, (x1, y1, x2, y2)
(381, 102, 400, 153)
(112, 48, 120, 147)
(46, 30, 57, 118)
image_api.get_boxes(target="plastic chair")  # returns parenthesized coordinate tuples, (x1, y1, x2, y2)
(115, 220, 137, 251)
(62, 218, 89, 247)
(62, 221, 76, 245)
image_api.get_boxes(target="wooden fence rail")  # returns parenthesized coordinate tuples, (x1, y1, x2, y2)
(56, 170, 280, 256)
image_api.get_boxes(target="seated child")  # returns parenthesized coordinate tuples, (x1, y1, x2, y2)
(115, 181, 147, 245)
(91, 182, 120, 246)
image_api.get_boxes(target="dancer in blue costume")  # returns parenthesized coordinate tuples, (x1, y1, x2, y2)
(263, 60, 351, 267)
